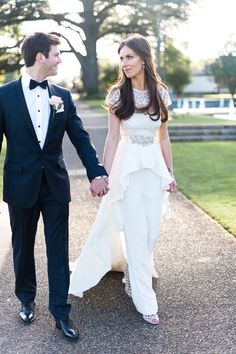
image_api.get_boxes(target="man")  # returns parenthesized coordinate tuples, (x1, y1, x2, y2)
(0, 32, 109, 341)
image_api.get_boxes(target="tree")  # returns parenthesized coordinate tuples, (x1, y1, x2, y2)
(211, 53, 236, 104)
(163, 39, 191, 96)
(0, 25, 23, 78)
(99, 62, 119, 92)
(50, 0, 196, 96)
(0, 0, 196, 94)
(145, 0, 196, 73)
(0, 0, 51, 80)
(51, 0, 150, 96)
(0, 0, 51, 27)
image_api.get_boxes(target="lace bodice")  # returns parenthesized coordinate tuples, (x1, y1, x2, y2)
(106, 87, 171, 109)
(106, 87, 171, 141)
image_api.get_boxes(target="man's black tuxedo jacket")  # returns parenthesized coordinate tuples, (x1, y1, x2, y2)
(0, 78, 107, 208)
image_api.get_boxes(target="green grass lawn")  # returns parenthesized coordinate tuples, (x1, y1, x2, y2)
(81, 98, 107, 113)
(169, 114, 236, 125)
(0, 139, 6, 198)
(172, 141, 236, 236)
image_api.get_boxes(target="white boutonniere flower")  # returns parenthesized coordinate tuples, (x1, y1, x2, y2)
(49, 96, 64, 116)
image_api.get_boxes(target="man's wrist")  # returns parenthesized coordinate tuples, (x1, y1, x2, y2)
(94, 175, 107, 180)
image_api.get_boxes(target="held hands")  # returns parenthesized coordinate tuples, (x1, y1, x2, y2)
(166, 177, 177, 193)
(90, 176, 110, 197)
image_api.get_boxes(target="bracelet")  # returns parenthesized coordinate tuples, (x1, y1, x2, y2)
(94, 175, 107, 180)
(167, 167, 173, 174)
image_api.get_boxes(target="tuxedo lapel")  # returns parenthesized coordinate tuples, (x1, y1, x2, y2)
(43, 82, 56, 149)
(15, 78, 40, 146)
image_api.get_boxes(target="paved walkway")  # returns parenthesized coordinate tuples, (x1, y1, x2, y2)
(0, 102, 235, 354)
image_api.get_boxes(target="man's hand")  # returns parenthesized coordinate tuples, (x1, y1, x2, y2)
(89, 177, 109, 197)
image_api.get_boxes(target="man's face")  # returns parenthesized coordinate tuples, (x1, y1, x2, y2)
(43, 45, 62, 76)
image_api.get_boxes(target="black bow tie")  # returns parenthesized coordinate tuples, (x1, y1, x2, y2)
(29, 79, 48, 90)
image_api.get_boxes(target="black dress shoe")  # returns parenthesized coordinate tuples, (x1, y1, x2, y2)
(55, 320, 79, 341)
(20, 302, 35, 324)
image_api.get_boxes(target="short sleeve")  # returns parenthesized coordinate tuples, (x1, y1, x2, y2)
(159, 87, 172, 107)
(105, 88, 120, 106)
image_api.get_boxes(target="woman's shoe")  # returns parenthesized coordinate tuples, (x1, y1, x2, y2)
(123, 265, 132, 298)
(143, 314, 159, 325)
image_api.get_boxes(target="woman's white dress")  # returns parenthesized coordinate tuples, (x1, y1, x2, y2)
(69, 87, 173, 315)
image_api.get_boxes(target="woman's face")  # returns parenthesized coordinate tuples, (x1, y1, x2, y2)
(119, 45, 144, 79)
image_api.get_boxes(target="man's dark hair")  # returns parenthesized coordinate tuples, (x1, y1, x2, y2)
(21, 32, 61, 67)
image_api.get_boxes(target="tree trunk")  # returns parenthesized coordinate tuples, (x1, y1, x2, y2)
(80, 0, 99, 97)
(231, 94, 236, 108)
(80, 39, 99, 97)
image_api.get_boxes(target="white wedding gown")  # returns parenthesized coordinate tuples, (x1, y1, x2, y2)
(69, 87, 173, 315)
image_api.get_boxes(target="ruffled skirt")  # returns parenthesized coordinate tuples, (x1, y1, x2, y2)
(69, 138, 172, 314)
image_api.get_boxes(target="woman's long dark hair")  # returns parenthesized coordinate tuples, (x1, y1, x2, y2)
(109, 34, 168, 122)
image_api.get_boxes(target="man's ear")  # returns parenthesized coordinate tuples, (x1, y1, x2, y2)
(36, 52, 46, 64)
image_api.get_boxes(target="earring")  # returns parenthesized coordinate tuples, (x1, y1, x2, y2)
(142, 63, 145, 69)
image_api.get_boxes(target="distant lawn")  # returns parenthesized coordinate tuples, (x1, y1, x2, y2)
(169, 114, 236, 125)
(172, 141, 236, 236)
(0, 139, 6, 198)
(81, 98, 107, 113)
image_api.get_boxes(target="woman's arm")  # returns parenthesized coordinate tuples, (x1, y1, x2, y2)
(157, 122, 173, 174)
(102, 107, 121, 174)
(157, 122, 177, 192)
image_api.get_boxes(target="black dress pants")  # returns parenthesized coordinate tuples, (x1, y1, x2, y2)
(8, 172, 71, 321)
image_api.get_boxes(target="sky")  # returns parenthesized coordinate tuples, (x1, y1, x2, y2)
(169, 0, 236, 61)
(23, 0, 236, 82)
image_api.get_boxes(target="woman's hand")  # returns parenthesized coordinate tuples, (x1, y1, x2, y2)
(166, 177, 177, 193)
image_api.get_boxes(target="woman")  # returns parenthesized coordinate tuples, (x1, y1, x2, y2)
(69, 34, 177, 325)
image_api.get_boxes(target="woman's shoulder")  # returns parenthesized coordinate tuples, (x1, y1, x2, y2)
(105, 86, 120, 106)
(157, 84, 172, 107)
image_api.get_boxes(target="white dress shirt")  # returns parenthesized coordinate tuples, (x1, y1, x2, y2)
(21, 72, 51, 149)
